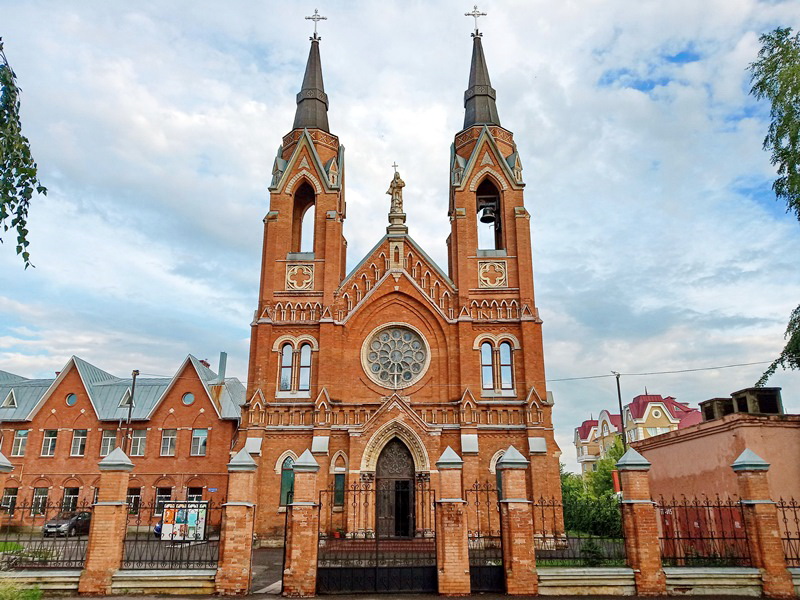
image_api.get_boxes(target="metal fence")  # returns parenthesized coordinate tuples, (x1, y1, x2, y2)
(464, 482, 503, 592)
(122, 500, 221, 569)
(777, 497, 800, 567)
(0, 500, 92, 569)
(656, 496, 751, 567)
(532, 497, 627, 567)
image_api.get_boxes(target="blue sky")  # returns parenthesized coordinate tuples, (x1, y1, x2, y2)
(2, 0, 799, 471)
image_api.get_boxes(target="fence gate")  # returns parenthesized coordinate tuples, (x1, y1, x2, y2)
(316, 478, 436, 594)
(465, 482, 504, 593)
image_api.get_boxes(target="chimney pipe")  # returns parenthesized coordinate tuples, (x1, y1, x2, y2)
(217, 352, 227, 384)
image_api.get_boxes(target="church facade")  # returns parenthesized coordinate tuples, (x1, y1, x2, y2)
(238, 25, 562, 542)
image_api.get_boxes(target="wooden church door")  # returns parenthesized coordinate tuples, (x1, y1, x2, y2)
(376, 438, 415, 538)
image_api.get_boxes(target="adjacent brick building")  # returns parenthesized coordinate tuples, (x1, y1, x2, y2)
(238, 30, 562, 542)
(0, 353, 244, 514)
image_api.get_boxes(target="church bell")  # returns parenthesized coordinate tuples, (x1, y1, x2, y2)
(479, 205, 496, 224)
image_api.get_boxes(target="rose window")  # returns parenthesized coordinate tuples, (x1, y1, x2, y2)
(363, 326, 428, 389)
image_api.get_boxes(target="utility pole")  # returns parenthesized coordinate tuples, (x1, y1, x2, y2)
(125, 370, 139, 455)
(611, 371, 627, 451)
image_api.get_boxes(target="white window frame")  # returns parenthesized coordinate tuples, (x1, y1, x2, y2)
(41, 430, 57, 457)
(31, 488, 48, 516)
(160, 429, 177, 457)
(70, 429, 88, 457)
(129, 430, 146, 457)
(11, 430, 28, 457)
(100, 430, 116, 457)
(190, 429, 208, 456)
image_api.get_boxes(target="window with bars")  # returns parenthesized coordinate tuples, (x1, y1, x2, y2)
(190, 429, 208, 456)
(70, 429, 87, 456)
(100, 430, 116, 456)
(155, 487, 172, 516)
(129, 430, 146, 456)
(1, 488, 18, 515)
(41, 430, 57, 456)
(161, 429, 177, 456)
(11, 430, 27, 457)
(62, 487, 79, 511)
(31, 488, 48, 516)
(127, 487, 141, 514)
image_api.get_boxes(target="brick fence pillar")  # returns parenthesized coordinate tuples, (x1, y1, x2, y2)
(435, 446, 470, 596)
(732, 449, 795, 599)
(78, 448, 133, 595)
(616, 448, 666, 596)
(497, 445, 537, 595)
(282, 449, 320, 597)
(216, 448, 258, 595)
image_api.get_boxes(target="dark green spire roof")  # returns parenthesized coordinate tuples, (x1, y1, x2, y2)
(293, 38, 330, 132)
(463, 34, 500, 128)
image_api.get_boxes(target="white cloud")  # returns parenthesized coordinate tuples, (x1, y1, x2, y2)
(2, 0, 799, 474)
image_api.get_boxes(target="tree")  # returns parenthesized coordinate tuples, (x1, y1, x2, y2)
(0, 37, 46, 268)
(585, 436, 624, 498)
(748, 27, 800, 385)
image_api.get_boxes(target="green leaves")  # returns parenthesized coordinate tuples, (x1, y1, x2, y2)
(0, 36, 47, 269)
(749, 27, 800, 221)
(749, 28, 800, 385)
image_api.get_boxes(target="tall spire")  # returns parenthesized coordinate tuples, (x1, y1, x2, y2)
(462, 7, 500, 129)
(293, 12, 330, 132)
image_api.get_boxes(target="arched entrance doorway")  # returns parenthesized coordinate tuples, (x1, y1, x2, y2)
(376, 438, 414, 538)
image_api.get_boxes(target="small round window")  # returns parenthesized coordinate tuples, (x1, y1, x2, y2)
(182, 393, 195, 406)
(65, 393, 77, 407)
(652, 409, 661, 418)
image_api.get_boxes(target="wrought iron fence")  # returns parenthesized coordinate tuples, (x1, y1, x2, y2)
(777, 497, 800, 567)
(316, 479, 437, 594)
(0, 500, 92, 569)
(465, 482, 503, 592)
(532, 497, 627, 567)
(656, 496, 751, 567)
(122, 500, 221, 569)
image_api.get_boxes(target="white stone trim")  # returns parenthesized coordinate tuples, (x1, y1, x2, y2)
(274, 450, 299, 474)
(285, 169, 323, 195)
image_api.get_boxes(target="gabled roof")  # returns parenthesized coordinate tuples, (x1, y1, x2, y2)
(270, 129, 338, 194)
(454, 125, 524, 193)
(575, 419, 598, 441)
(597, 410, 622, 432)
(1, 355, 245, 423)
(627, 394, 700, 423)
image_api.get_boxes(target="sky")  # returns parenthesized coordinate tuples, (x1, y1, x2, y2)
(2, 0, 799, 473)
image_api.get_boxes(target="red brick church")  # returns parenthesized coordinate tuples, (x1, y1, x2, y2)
(238, 24, 561, 542)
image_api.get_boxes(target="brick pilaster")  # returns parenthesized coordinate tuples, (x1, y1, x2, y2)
(732, 449, 794, 599)
(497, 445, 537, 595)
(435, 447, 471, 596)
(616, 448, 666, 596)
(78, 448, 133, 595)
(282, 449, 320, 598)
(216, 449, 258, 595)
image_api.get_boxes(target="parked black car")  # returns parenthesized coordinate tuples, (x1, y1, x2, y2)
(42, 511, 92, 537)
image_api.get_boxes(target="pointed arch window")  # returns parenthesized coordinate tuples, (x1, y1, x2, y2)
(279, 456, 295, 506)
(476, 179, 503, 251)
(292, 182, 316, 254)
(499, 342, 513, 390)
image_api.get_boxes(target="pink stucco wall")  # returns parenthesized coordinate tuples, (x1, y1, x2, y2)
(632, 414, 800, 501)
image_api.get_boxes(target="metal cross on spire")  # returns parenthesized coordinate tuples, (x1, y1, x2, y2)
(305, 9, 327, 40)
(392, 161, 399, 174)
(465, 5, 487, 36)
